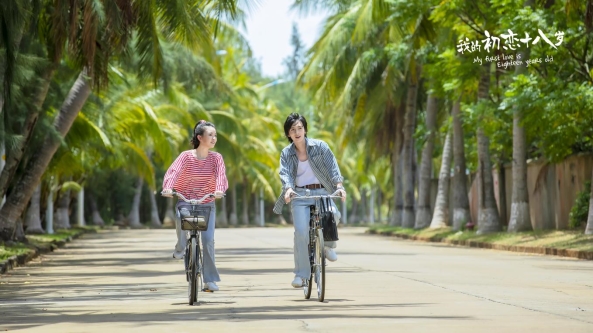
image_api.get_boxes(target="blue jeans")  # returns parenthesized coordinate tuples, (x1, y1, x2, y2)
(175, 201, 220, 283)
(290, 187, 340, 279)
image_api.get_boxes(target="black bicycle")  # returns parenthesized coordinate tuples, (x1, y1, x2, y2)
(292, 190, 342, 302)
(164, 191, 219, 305)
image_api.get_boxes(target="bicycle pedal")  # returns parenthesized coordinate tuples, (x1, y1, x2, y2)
(202, 288, 214, 293)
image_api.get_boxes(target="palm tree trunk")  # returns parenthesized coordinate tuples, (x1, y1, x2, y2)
(0, 94, 4, 208)
(477, 127, 501, 233)
(218, 196, 228, 226)
(149, 189, 161, 227)
(76, 188, 85, 226)
(229, 181, 238, 225)
(0, 66, 56, 200)
(585, 168, 593, 235)
(0, 137, 4, 208)
(430, 132, 453, 228)
(369, 188, 375, 224)
(497, 162, 508, 227)
(351, 198, 359, 223)
(242, 184, 249, 225)
(377, 189, 382, 224)
(25, 184, 44, 234)
(508, 2, 533, 233)
(402, 70, 419, 228)
(476, 66, 501, 234)
(0, 70, 91, 240)
(55, 182, 72, 230)
(360, 189, 368, 223)
(452, 99, 471, 231)
(415, 95, 438, 229)
(88, 192, 105, 226)
(127, 177, 144, 228)
(392, 156, 404, 226)
(254, 192, 260, 226)
(162, 197, 176, 227)
(46, 180, 55, 234)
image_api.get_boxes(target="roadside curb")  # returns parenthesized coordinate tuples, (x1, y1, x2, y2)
(0, 228, 97, 275)
(367, 229, 593, 260)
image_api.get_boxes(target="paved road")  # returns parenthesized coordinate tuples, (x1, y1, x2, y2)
(1, 227, 592, 332)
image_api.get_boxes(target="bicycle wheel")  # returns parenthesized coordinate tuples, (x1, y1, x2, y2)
(315, 229, 325, 302)
(188, 237, 197, 305)
(303, 235, 313, 299)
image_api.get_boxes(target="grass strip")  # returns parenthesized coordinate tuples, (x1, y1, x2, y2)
(368, 225, 593, 252)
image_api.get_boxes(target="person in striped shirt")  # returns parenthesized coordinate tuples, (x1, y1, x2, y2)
(162, 120, 228, 292)
(274, 113, 347, 288)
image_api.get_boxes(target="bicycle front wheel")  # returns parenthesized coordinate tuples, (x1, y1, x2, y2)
(188, 237, 197, 305)
(194, 237, 202, 302)
(315, 229, 325, 302)
(303, 237, 313, 299)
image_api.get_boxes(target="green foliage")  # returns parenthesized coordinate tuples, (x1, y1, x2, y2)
(569, 181, 591, 229)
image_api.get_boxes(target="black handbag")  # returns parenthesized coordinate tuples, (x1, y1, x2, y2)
(319, 198, 339, 241)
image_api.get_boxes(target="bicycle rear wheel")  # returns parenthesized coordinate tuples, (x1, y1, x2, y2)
(188, 237, 197, 305)
(315, 229, 325, 302)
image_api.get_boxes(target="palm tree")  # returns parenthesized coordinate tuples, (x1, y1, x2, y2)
(586, 169, 593, 235)
(507, 0, 534, 233)
(415, 94, 438, 229)
(0, 0, 246, 239)
(295, 0, 435, 227)
(451, 99, 471, 231)
(24, 185, 44, 234)
(430, 131, 453, 228)
(476, 65, 501, 234)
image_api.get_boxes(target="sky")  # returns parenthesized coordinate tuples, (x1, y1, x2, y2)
(242, 0, 328, 78)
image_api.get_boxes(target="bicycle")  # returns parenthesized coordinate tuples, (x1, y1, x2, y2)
(291, 189, 342, 302)
(163, 190, 221, 306)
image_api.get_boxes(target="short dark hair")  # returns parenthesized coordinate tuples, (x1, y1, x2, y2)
(283, 113, 307, 143)
(191, 120, 215, 148)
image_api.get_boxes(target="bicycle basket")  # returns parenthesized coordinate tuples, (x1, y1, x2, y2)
(179, 205, 212, 231)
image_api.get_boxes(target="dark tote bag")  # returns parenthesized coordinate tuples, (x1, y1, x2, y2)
(319, 198, 339, 241)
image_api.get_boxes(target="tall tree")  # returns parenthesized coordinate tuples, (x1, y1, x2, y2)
(283, 23, 306, 79)
(586, 169, 593, 235)
(415, 94, 438, 229)
(507, 1, 534, 233)
(430, 131, 452, 228)
(476, 64, 501, 233)
(451, 99, 470, 231)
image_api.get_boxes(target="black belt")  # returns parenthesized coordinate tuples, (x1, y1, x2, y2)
(296, 184, 324, 189)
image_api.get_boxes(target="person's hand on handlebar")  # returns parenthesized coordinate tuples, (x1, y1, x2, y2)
(214, 191, 225, 199)
(162, 188, 174, 197)
(284, 188, 296, 203)
(335, 185, 347, 202)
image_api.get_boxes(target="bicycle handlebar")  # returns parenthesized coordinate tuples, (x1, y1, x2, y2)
(161, 190, 224, 204)
(290, 190, 343, 200)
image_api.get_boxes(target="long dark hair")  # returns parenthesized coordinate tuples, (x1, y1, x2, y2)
(191, 120, 215, 148)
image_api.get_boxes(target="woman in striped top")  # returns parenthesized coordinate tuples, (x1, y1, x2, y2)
(162, 120, 228, 292)
(274, 113, 347, 288)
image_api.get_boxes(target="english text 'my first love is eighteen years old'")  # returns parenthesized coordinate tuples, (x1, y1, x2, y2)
(473, 53, 553, 69)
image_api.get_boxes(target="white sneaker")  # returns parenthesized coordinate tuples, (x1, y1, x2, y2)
(204, 282, 219, 291)
(324, 247, 337, 262)
(291, 276, 304, 288)
(172, 251, 184, 259)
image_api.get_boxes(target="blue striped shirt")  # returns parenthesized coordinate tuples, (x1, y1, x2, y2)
(273, 138, 344, 214)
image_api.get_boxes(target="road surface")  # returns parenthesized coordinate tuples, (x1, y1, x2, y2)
(1, 227, 592, 332)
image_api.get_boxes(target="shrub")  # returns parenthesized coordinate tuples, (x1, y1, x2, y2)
(569, 181, 591, 229)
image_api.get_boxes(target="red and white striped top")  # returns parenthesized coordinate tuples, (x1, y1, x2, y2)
(162, 150, 228, 204)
